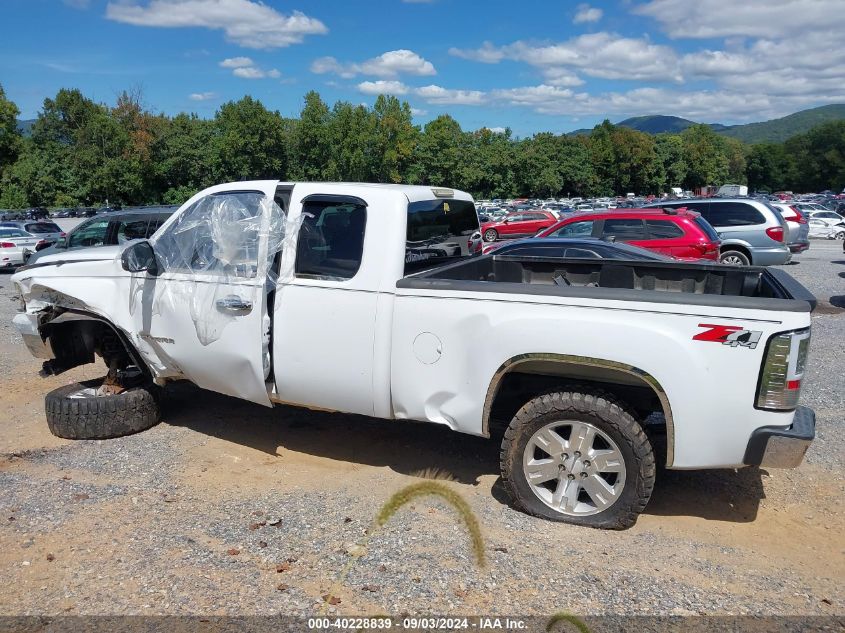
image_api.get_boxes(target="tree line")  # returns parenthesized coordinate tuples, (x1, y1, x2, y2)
(0, 83, 843, 208)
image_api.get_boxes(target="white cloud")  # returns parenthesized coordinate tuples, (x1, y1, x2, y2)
(450, 33, 682, 82)
(219, 56, 254, 69)
(487, 127, 507, 134)
(415, 85, 486, 105)
(357, 80, 410, 95)
(410, 107, 428, 116)
(105, 0, 327, 49)
(355, 82, 486, 106)
(311, 49, 436, 78)
(634, 0, 845, 40)
(189, 91, 218, 101)
(573, 4, 602, 24)
(540, 67, 585, 87)
(448, 42, 505, 64)
(220, 57, 279, 79)
(232, 66, 280, 79)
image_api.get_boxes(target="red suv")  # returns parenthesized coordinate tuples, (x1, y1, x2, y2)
(537, 208, 721, 261)
(481, 210, 557, 242)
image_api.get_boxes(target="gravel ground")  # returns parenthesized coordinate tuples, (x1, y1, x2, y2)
(0, 238, 842, 621)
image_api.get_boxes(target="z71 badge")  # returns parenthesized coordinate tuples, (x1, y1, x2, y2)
(693, 323, 763, 349)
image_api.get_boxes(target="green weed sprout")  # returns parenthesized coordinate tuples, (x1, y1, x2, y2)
(321, 480, 486, 612)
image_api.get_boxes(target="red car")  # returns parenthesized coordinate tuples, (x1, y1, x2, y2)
(536, 208, 721, 261)
(481, 210, 558, 242)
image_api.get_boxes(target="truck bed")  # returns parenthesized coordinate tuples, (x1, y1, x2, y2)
(398, 254, 816, 312)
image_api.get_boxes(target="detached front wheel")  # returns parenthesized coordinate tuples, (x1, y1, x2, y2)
(500, 389, 655, 529)
(45, 377, 161, 440)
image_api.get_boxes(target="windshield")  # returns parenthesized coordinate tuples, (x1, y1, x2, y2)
(405, 199, 480, 274)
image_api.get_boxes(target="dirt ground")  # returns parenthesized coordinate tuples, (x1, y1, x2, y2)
(0, 244, 843, 624)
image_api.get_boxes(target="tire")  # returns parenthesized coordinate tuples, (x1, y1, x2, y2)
(835, 231, 845, 240)
(719, 249, 750, 266)
(45, 378, 161, 440)
(500, 388, 655, 530)
(483, 228, 498, 242)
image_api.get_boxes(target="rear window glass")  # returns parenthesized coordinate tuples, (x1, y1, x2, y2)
(707, 202, 765, 227)
(645, 220, 684, 239)
(551, 220, 594, 237)
(602, 219, 647, 240)
(405, 199, 480, 274)
(0, 228, 28, 238)
(24, 222, 61, 234)
(693, 217, 721, 241)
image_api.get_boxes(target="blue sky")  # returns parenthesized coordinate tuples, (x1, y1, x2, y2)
(2, 0, 843, 136)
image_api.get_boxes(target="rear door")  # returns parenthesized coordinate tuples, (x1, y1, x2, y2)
(272, 186, 379, 415)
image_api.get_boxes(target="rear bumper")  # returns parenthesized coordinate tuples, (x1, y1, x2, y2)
(788, 241, 810, 253)
(751, 246, 792, 266)
(743, 406, 815, 468)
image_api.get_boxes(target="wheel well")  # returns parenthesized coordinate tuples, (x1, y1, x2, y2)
(39, 310, 149, 379)
(720, 244, 751, 260)
(484, 356, 674, 466)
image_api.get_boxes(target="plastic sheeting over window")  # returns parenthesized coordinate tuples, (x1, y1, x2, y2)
(126, 191, 294, 349)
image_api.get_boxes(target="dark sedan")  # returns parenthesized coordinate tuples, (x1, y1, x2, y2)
(484, 237, 671, 260)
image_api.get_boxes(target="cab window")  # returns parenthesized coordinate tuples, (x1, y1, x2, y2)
(295, 200, 366, 280)
(154, 191, 267, 277)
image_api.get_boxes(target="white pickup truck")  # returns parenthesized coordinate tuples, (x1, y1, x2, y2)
(11, 181, 816, 529)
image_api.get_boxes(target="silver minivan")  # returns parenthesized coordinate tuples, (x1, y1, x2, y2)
(646, 198, 791, 266)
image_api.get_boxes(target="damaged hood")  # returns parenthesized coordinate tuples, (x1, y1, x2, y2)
(25, 245, 123, 267)
(13, 246, 124, 281)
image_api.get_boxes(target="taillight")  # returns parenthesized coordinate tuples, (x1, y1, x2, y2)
(765, 226, 784, 242)
(756, 329, 810, 410)
(0, 242, 15, 248)
(788, 207, 808, 224)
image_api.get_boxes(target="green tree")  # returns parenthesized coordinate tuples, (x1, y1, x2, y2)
(290, 91, 331, 180)
(0, 83, 21, 175)
(680, 124, 729, 190)
(213, 96, 287, 182)
(371, 95, 418, 183)
(655, 134, 686, 192)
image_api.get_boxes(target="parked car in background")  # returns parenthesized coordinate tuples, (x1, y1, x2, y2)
(23, 207, 49, 220)
(481, 210, 557, 242)
(0, 220, 64, 249)
(25, 206, 178, 265)
(804, 209, 845, 225)
(646, 198, 790, 266)
(770, 202, 810, 253)
(485, 237, 670, 260)
(0, 227, 45, 269)
(537, 208, 721, 261)
(807, 219, 845, 240)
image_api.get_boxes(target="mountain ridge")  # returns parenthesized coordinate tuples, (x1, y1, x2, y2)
(568, 104, 845, 143)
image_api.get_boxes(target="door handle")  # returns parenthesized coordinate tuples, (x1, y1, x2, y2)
(216, 295, 252, 314)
